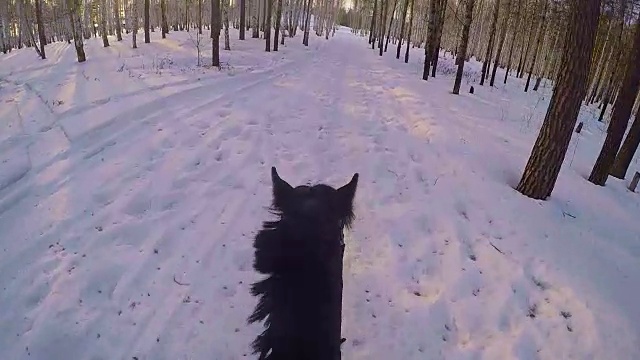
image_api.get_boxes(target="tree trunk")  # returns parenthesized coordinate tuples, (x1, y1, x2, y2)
(403, 0, 414, 63)
(369, 0, 377, 45)
(198, 0, 203, 34)
(212, 0, 221, 66)
(274, 0, 283, 50)
(611, 106, 640, 179)
(504, 0, 523, 83)
(223, 0, 231, 49)
(160, 0, 168, 37)
(480, 0, 501, 86)
(430, 0, 446, 77)
(422, 0, 437, 80)
(67, 0, 86, 61)
(100, 0, 110, 47)
(589, 20, 640, 185)
(34, 0, 46, 58)
(453, 0, 475, 95)
(589, 17, 640, 186)
(516, 0, 601, 200)
(524, 0, 548, 92)
(302, 0, 312, 46)
(252, 0, 260, 37)
(490, 0, 512, 86)
(384, 0, 398, 52)
(265, 0, 272, 51)
(115, 0, 123, 40)
(144, 0, 150, 43)
(132, 0, 138, 48)
(395, 0, 408, 59)
(240, 0, 246, 39)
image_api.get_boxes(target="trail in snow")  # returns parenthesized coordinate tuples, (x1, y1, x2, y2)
(1, 28, 639, 360)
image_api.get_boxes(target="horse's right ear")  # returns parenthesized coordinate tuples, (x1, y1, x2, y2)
(271, 167, 294, 207)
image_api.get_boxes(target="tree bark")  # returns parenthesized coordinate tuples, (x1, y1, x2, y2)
(453, 0, 476, 95)
(274, 0, 283, 50)
(490, 0, 512, 86)
(504, 0, 523, 83)
(212, 0, 221, 66)
(480, 0, 501, 86)
(395, 0, 408, 59)
(223, 0, 231, 50)
(144, 0, 150, 43)
(403, 0, 414, 63)
(67, 0, 86, 61)
(516, 0, 601, 200)
(115, 0, 123, 40)
(240, 0, 246, 39)
(100, 0, 110, 47)
(265, 0, 272, 51)
(524, 0, 548, 92)
(369, 0, 377, 45)
(34, 0, 47, 58)
(422, 0, 437, 80)
(611, 106, 640, 179)
(589, 19, 640, 185)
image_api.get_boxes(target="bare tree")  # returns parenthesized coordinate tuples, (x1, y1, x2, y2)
(274, 0, 283, 50)
(240, 0, 246, 39)
(212, 0, 221, 66)
(34, 0, 46, 58)
(524, 0, 548, 92)
(67, 0, 87, 61)
(161, 0, 168, 37)
(101, 0, 110, 47)
(589, 17, 640, 185)
(144, 0, 150, 43)
(516, 0, 601, 200)
(115, 0, 123, 40)
(479, 0, 501, 86)
(453, 0, 476, 95)
(223, 0, 230, 50)
(133, 0, 139, 48)
(490, 0, 512, 86)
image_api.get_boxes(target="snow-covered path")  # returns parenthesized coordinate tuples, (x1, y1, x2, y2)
(1, 29, 640, 360)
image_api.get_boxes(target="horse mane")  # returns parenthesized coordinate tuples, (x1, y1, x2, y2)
(248, 168, 358, 360)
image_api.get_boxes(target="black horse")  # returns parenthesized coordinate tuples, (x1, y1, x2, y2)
(248, 167, 358, 359)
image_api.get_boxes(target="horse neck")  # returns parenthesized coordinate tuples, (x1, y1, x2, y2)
(268, 227, 344, 359)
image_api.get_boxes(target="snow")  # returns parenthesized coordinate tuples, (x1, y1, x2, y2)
(1, 27, 640, 360)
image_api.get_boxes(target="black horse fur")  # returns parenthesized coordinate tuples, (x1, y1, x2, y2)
(248, 167, 359, 360)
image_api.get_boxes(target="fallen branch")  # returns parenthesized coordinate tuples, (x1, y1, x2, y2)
(562, 211, 576, 219)
(173, 275, 190, 286)
(489, 242, 505, 255)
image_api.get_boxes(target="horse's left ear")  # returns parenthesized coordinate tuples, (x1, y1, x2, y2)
(336, 173, 358, 211)
(271, 167, 294, 208)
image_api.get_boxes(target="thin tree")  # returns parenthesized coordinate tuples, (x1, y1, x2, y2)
(274, 0, 283, 50)
(516, 0, 601, 200)
(610, 106, 640, 179)
(423, 0, 438, 80)
(369, 0, 377, 45)
(212, 0, 221, 66)
(589, 18, 640, 185)
(524, 0, 548, 92)
(161, 0, 168, 37)
(240, 0, 246, 39)
(265, 0, 272, 51)
(404, 0, 414, 63)
(504, 0, 523, 83)
(34, 0, 46, 58)
(223, 0, 231, 49)
(67, 0, 86, 61)
(453, 0, 476, 95)
(198, 0, 203, 34)
(144, 0, 150, 43)
(490, 0, 512, 86)
(132, 0, 139, 48)
(100, 0, 110, 47)
(396, 0, 408, 59)
(303, 0, 312, 46)
(115, 0, 123, 40)
(479, 0, 501, 86)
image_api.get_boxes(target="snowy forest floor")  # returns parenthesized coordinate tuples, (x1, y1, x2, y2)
(1, 27, 640, 360)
